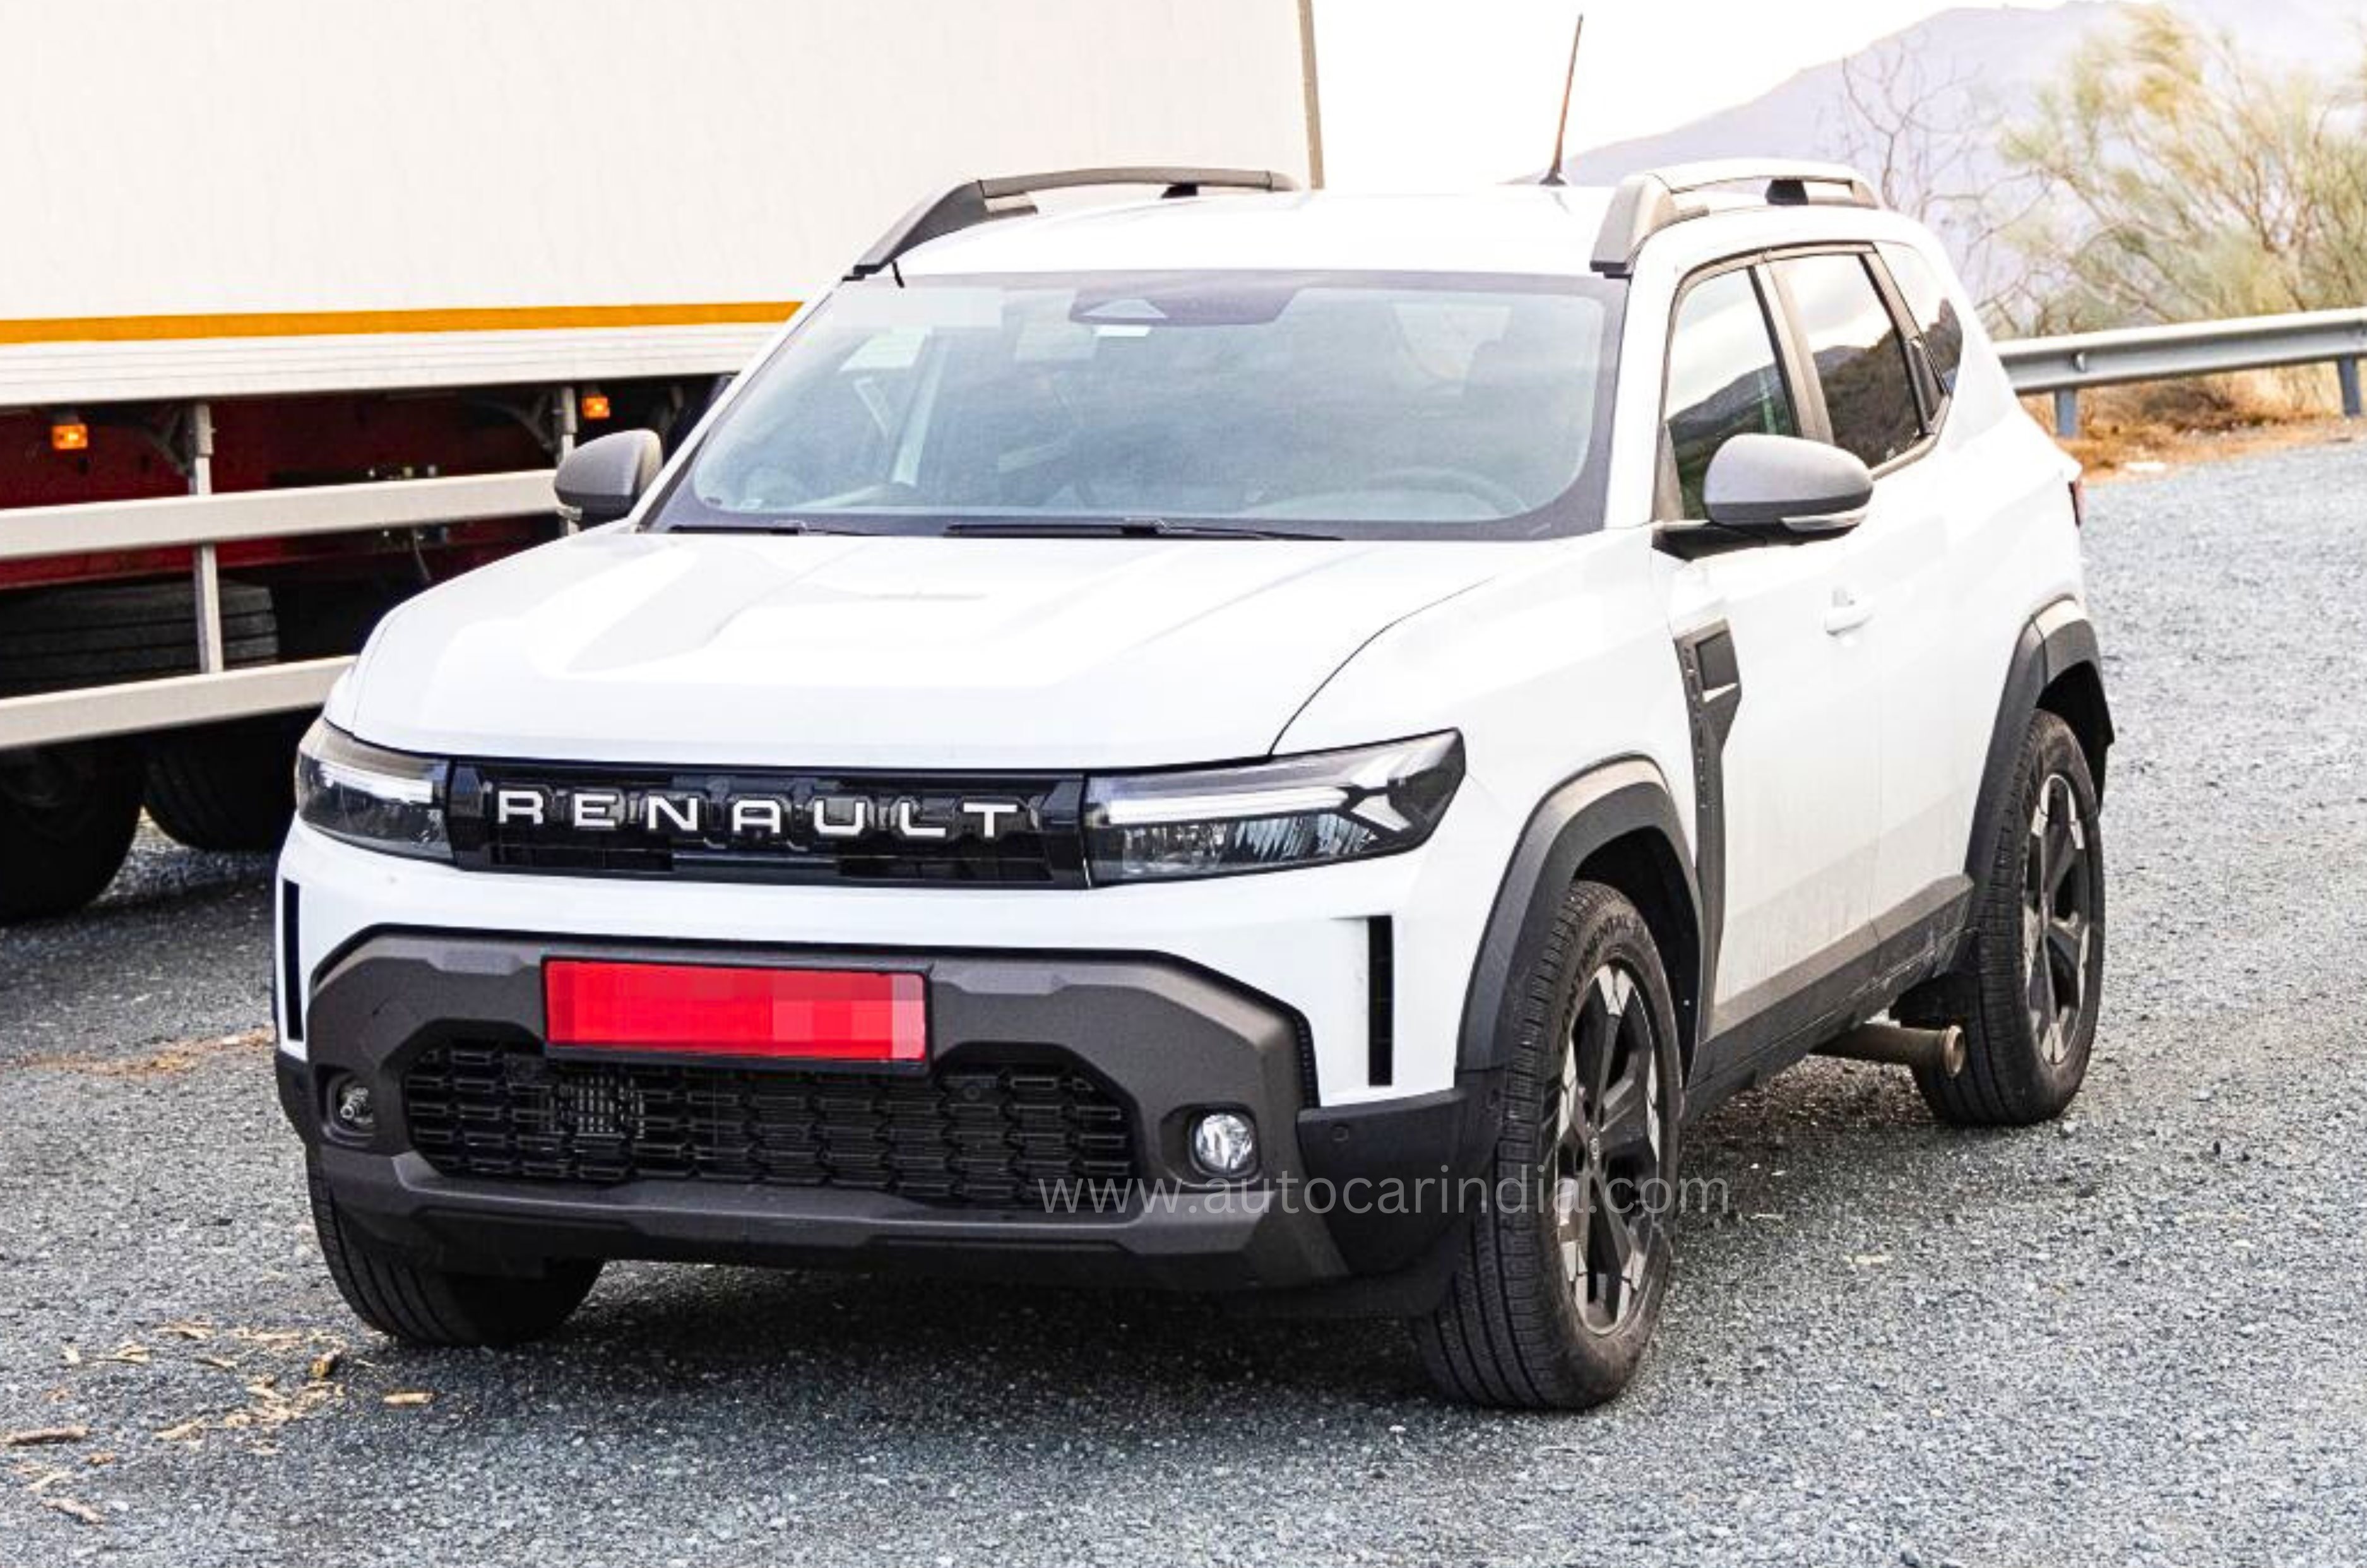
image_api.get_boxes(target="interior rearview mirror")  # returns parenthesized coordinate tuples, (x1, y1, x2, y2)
(553, 429, 663, 527)
(1700, 433, 1873, 537)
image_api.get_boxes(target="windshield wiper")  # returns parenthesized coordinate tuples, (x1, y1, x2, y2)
(659, 517, 862, 536)
(942, 518, 1337, 541)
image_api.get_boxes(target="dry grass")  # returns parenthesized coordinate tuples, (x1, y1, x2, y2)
(13, 1026, 273, 1079)
(2027, 365, 2361, 480)
(10, 1322, 365, 1528)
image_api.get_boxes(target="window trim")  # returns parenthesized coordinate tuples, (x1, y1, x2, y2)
(1652, 253, 1809, 521)
(1867, 242, 1957, 435)
(1654, 241, 1961, 523)
(1760, 244, 1935, 478)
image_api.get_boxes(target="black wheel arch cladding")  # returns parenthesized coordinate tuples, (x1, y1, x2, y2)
(1966, 598, 2113, 886)
(1458, 757, 1706, 1081)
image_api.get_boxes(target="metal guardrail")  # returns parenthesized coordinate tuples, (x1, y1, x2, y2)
(1998, 306, 2367, 437)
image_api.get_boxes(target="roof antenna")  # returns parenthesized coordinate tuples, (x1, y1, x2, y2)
(1538, 11, 1584, 186)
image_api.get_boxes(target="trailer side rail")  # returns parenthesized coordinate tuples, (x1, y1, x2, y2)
(0, 470, 561, 750)
(1, 321, 784, 751)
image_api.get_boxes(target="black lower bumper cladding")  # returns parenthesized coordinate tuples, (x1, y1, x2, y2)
(284, 931, 1495, 1298)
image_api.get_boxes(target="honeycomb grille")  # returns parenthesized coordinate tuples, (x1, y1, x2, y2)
(403, 1042, 1137, 1210)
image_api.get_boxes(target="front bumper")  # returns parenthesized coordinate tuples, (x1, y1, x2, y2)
(276, 775, 1521, 1111)
(283, 929, 1492, 1296)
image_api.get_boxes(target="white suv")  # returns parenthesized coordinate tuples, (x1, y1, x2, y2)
(275, 162, 2111, 1409)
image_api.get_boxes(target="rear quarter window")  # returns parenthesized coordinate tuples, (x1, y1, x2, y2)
(1878, 242, 1967, 398)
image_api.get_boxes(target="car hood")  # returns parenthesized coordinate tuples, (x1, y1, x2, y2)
(334, 528, 1517, 768)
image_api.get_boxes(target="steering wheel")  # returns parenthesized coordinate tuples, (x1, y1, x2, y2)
(732, 461, 821, 510)
(1364, 466, 1530, 516)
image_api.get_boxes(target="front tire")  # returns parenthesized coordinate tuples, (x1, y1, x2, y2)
(308, 1163, 600, 1347)
(1413, 882, 1682, 1410)
(1915, 710, 2104, 1126)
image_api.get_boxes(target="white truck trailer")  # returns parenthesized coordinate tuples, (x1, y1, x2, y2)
(0, 0, 1323, 918)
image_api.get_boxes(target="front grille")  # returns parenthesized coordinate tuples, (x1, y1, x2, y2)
(403, 1043, 1137, 1209)
(444, 763, 1086, 888)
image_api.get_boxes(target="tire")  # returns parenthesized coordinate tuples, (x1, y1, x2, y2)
(1914, 710, 2104, 1126)
(0, 741, 145, 922)
(144, 713, 309, 852)
(0, 581, 276, 698)
(1413, 882, 1682, 1410)
(271, 580, 405, 659)
(307, 1163, 600, 1347)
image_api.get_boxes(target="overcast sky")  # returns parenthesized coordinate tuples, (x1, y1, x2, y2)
(1313, 0, 2072, 187)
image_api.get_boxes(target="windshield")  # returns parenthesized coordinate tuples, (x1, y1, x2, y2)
(655, 271, 1621, 539)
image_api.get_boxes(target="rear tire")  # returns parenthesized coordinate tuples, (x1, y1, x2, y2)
(144, 714, 308, 852)
(1914, 710, 2104, 1126)
(0, 741, 145, 922)
(1412, 882, 1682, 1410)
(307, 1163, 600, 1347)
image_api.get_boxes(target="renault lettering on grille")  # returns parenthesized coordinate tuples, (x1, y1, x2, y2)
(489, 785, 1029, 845)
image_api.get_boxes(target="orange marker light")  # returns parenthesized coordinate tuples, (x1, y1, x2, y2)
(579, 392, 612, 421)
(50, 418, 89, 452)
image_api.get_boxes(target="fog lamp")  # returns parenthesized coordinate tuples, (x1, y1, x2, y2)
(1189, 1110, 1257, 1180)
(329, 1076, 376, 1137)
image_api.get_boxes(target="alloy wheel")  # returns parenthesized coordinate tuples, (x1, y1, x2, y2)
(1551, 963, 1668, 1334)
(2023, 771, 2096, 1066)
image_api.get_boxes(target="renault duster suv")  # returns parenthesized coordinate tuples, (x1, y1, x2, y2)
(275, 162, 2111, 1409)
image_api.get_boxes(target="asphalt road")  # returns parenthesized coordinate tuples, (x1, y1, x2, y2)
(5, 436, 2365, 1568)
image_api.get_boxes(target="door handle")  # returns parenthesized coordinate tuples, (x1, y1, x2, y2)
(1823, 586, 1875, 636)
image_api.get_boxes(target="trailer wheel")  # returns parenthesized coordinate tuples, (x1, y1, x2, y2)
(0, 741, 145, 922)
(145, 714, 309, 852)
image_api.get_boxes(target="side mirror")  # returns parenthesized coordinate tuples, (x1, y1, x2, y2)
(1701, 433, 1872, 537)
(553, 429, 663, 526)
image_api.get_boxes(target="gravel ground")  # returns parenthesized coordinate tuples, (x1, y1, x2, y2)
(4, 436, 2365, 1568)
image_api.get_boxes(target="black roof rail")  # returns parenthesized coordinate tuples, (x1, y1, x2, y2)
(1589, 160, 1879, 278)
(845, 166, 1302, 280)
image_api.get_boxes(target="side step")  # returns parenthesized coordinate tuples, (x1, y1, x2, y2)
(1815, 1021, 1966, 1077)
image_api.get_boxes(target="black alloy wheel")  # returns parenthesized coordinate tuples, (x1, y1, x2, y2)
(2022, 769, 2096, 1071)
(1553, 961, 1668, 1336)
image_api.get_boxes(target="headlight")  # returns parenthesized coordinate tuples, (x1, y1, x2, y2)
(294, 719, 449, 860)
(1084, 732, 1462, 883)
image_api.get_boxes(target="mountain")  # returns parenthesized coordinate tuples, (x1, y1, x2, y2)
(1561, 0, 2356, 184)
(1558, 0, 2358, 305)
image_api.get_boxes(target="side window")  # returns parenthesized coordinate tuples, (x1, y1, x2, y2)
(1878, 242, 1966, 400)
(1661, 268, 1796, 520)
(1772, 252, 1923, 469)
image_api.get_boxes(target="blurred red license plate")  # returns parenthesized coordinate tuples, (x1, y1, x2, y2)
(543, 959, 927, 1064)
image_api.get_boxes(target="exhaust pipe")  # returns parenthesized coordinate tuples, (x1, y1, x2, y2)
(1817, 1021, 1966, 1078)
